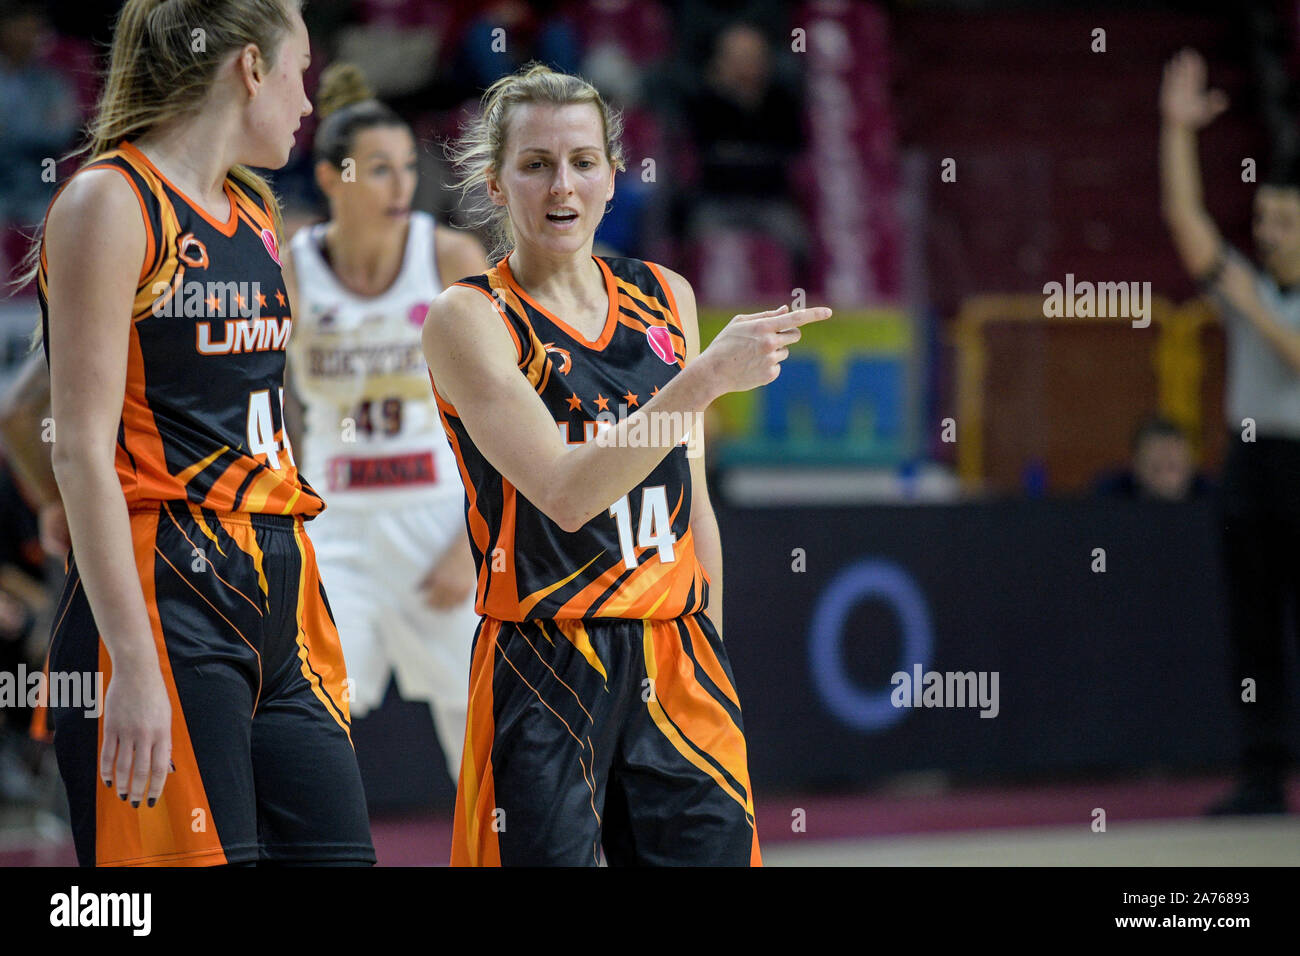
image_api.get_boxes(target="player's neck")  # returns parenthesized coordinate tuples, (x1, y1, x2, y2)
(132, 117, 239, 216)
(507, 245, 603, 307)
(323, 218, 409, 296)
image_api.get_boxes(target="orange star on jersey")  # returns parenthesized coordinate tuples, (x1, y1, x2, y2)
(622, 391, 639, 407)
(650, 386, 660, 397)
(566, 393, 582, 411)
(206, 295, 221, 313)
(594, 394, 609, 412)
(257, 292, 267, 309)
(275, 289, 286, 307)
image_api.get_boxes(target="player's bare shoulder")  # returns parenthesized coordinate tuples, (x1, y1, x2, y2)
(45, 166, 146, 264)
(422, 281, 514, 407)
(424, 281, 499, 339)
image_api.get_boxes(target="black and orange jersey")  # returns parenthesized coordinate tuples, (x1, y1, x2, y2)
(37, 141, 321, 516)
(434, 253, 711, 621)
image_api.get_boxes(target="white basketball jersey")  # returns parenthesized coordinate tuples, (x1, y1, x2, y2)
(288, 211, 461, 508)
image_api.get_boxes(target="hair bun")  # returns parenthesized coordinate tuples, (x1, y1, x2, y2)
(316, 63, 373, 119)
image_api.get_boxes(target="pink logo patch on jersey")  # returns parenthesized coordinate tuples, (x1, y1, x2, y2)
(260, 228, 281, 266)
(646, 326, 676, 364)
(409, 302, 430, 327)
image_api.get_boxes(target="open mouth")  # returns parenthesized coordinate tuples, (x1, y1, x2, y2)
(547, 210, 579, 224)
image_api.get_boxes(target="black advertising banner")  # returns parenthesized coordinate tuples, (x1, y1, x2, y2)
(354, 497, 1290, 808)
(715, 498, 1274, 792)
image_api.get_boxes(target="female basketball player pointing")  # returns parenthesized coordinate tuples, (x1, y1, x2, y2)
(32, 0, 373, 865)
(426, 63, 831, 866)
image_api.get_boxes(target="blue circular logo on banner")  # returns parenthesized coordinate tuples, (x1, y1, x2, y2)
(809, 560, 933, 732)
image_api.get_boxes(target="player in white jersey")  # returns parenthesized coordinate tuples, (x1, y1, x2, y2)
(282, 64, 489, 781)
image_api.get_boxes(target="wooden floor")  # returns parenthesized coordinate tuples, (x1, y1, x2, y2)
(3, 771, 1297, 866)
(761, 817, 1300, 866)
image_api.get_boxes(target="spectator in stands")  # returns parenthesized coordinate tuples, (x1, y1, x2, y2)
(1093, 417, 1212, 500)
(581, 42, 649, 257)
(0, 4, 79, 228)
(681, 21, 808, 276)
(450, 1, 581, 93)
(666, 0, 792, 84)
(1161, 48, 1300, 815)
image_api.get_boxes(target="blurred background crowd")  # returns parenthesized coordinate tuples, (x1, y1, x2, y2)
(1, 0, 1297, 863)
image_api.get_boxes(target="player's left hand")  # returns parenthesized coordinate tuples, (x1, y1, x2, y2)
(418, 538, 477, 610)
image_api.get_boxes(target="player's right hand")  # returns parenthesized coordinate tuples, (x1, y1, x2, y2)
(38, 501, 70, 559)
(100, 660, 172, 809)
(698, 303, 833, 395)
(1160, 49, 1228, 130)
(419, 538, 477, 611)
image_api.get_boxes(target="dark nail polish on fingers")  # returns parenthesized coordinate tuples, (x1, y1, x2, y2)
(120, 793, 127, 800)
(148, 798, 156, 808)
(131, 800, 140, 808)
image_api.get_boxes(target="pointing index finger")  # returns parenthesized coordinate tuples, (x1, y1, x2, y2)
(762, 307, 833, 332)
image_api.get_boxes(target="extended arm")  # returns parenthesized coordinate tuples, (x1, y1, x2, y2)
(1159, 48, 1229, 280)
(422, 284, 828, 534)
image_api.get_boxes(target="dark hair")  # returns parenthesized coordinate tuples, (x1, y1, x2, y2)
(1132, 416, 1187, 451)
(312, 62, 406, 167)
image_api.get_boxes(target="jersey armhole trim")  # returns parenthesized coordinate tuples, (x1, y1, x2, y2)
(54, 163, 157, 286)
(452, 280, 525, 365)
(430, 374, 459, 419)
(645, 261, 682, 329)
(644, 261, 689, 364)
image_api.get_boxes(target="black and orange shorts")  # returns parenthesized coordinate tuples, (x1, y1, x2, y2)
(452, 613, 761, 866)
(47, 500, 375, 866)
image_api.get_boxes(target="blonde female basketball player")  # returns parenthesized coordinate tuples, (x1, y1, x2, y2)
(425, 63, 831, 866)
(29, 0, 373, 866)
(282, 64, 488, 780)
